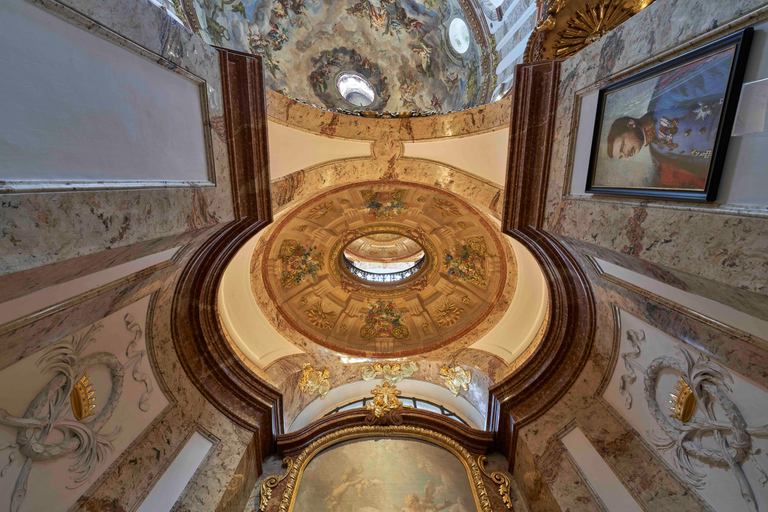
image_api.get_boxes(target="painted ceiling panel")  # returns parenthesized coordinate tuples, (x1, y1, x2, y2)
(185, 0, 488, 113)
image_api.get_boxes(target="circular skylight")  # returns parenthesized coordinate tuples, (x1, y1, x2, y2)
(336, 72, 375, 107)
(449, 18, 471, 54)
(342, 234, 426, 283)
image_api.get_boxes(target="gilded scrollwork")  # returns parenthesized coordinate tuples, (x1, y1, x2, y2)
(304, 301, 337, 330)
(259, 457, 294, 511)
(478, 455, 515, 509)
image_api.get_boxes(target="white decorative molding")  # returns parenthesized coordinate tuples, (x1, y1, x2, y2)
(605, 310, 768, 512)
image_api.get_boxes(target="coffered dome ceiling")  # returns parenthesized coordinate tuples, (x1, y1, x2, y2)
(251, 181, 514, 356)
(185, 0, 492, 113)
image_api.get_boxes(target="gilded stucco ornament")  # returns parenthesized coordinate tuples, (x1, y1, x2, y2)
(551, 0, 637, 58)
(478, 455, 515, 509)
(366, 382, 406, 417)
(434, 300, 464, 327)
(278, 426, 493, 512)
(440, 365, 472, 396)
(304, 302, 337, 330)
(71, 373, 96, 421)
(298, 363, 331, 399)
(669, 377, 695, 423)
(361, 361, 419, 384)
(259, 457, 294, 511)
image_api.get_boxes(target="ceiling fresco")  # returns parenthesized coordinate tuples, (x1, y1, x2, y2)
(251, 181, 513, 357)
(183, 0, 488, 113)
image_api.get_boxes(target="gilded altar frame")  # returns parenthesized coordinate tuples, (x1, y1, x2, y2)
(277, 425, 493, 512)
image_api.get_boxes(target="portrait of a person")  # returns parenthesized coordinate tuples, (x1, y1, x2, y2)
(596, 47, 737, 191)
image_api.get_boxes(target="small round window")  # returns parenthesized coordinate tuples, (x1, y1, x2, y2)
(449, 18, 470, 54)
(336, 72, 375, 107)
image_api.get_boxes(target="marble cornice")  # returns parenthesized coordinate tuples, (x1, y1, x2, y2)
(265, 89, 512, 142)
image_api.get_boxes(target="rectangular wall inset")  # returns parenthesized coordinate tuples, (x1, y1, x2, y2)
(0, 0, 212, 192)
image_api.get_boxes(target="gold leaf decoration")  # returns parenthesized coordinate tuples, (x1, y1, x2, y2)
(553, 0, 638, 58)
(478, 455, 515, 509)
(440, 365, 472, 396)
(299, 363, 331, 399)
(669, 377, 696, 422)
(71, 372, 96, 420)
(305, 302, 337, 330)
(361, 361, 419, 384)
(434, 300, 464, 327)
(366, 382, 405, 417)
(259, 457, 293, 511)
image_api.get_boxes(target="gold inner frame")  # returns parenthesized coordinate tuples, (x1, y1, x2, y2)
(279, 426, 492, 512)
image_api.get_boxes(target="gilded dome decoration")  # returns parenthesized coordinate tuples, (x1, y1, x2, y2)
(254, 181, 512, 356)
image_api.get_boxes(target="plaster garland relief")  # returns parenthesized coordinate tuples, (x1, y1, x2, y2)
(604, 309, 768, 512)
(0, 296, 167, 512)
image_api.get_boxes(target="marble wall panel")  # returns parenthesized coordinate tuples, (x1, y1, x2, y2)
(542, 0, 768, 296)
(0, 0, 234, 276)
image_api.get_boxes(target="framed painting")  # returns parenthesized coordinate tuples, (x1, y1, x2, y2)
(278, 426, 492, 512)
(585, 28, 753, 201)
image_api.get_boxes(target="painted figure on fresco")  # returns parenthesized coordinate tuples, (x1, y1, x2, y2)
(604, 49, 734, 189)
(189, 0, 481, 112)
(398, 480, 453, 512)
(292, 438, 478, 512)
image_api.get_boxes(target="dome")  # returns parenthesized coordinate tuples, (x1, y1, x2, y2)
(186, 0, 490, 113)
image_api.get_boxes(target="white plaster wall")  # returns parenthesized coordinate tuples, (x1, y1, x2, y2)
(0, 296, 169, 512)
(267, 121, 371, 180)
(0, 0, 209, 187)
(402, 128, 510, 187)
(603, 310, 768, 512)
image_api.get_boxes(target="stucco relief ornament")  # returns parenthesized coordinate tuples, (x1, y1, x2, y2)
(365, 382, 406, 418)
(361, 361, 419, 384)
(440, 365, 472, 396)
(0, 315, 153, 512)
(298, 363, 331, 399)
(433, 300, 464, 327)
(304, 301, 337, 330)
(618, 330, 768, 512)
(259, 457, 293, 511)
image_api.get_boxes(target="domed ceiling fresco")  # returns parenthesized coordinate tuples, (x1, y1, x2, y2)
(250, 181, 514, 357)
(183, 0, 493, 113)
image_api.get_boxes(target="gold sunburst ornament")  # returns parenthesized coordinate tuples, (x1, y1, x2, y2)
(553, 0, 638, 58)
(71, 372, 96, 420)
(669, 377, 696, 422)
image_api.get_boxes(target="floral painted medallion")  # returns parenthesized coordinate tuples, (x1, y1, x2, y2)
(278, 239, 324, 290)
(256, 181, 514, 357)
(360, 299, 410, 340)
(361, 189, 408, 220)
(444, 237, 489, 288)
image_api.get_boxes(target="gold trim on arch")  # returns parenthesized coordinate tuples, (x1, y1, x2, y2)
(278, 426, 492, 512)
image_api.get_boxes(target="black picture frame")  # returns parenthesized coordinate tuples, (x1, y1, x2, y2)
(585, 28, 754, 201)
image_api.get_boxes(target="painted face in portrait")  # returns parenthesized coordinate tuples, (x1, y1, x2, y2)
(607, 117, 644, 159)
